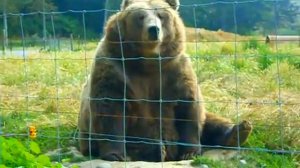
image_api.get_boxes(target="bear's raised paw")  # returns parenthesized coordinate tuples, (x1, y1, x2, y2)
(224, 120, 253, 146)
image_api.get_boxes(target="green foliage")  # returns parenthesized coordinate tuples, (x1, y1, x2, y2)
(256, 45, 300, 70)
(288, 55, 300, 69)
(256, 52, 273, 70)
(0, 0, 56, 13)
(30, 140, 41, 154)
(0, 137, 62, 167)
(232, 58, 247, 70)
(221, 43, 235, 55)
(243, 38, 260, 50)
(242, 39, 300, 70)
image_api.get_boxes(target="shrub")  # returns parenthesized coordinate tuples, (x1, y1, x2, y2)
(244, 38, 259, 50)
(221, 43, 235, 55)
(0, 137, 62, 167)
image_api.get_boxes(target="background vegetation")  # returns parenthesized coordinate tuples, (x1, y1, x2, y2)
(1, 37, 299, 167)
(0, 0, 299, 40)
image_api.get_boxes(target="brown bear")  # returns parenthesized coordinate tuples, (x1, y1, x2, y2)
(78, 0, 252, 162)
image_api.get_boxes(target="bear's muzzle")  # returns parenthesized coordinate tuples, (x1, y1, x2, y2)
(148, 26, 160, 41)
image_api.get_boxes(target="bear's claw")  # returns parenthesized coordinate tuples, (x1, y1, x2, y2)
(102, 152, 127, 161)
(179, 151, 201, 160)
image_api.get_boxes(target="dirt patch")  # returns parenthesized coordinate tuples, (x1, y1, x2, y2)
(185, 27, 252, 42)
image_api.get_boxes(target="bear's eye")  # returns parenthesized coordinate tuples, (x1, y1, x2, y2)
(157, 13, 164, 20)
(139, 15, 145, 20)
(157, 11, 169, 20)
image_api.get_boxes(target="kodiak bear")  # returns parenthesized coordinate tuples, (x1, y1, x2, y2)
(78, 0, 252, 161)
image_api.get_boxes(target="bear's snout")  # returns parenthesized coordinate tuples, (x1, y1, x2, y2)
(148, 26, 160, 41)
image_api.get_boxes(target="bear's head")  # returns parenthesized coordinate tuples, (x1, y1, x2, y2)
(104, 0, 185, 58)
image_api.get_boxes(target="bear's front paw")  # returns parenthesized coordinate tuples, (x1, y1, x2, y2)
(102, 152, 129, 161)
(179, 150, 201, 160)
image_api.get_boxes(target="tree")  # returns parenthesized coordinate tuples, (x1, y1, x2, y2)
(52, 0, 106, 38)
(179, 0, 299, 35)
(0, 0, 56, 39)
(1, 0, 298, 40)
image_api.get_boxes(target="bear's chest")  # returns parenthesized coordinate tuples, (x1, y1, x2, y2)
(125, 74, 178, 128)
(126, 74, 177, 101)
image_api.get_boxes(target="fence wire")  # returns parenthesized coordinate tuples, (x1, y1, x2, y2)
(0, 0, 300, 167)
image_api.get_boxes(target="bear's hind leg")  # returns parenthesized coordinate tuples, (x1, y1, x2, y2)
(201, 112, 252, 147)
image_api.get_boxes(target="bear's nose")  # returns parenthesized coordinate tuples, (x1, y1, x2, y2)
(148, 26, 160, 41)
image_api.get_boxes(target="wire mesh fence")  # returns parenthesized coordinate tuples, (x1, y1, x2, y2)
(0, 0, 300, 167)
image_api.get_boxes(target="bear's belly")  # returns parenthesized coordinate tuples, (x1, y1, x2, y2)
(125, 101, 179, 161)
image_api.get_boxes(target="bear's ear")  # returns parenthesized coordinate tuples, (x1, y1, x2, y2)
(120, 0, 132, 10)
(165, 0, 180, 10)
(105, 13, 125, 42)
(121, 0, 180, 11)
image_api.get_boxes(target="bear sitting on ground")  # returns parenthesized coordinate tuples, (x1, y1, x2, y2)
(78, 0, 252, 161)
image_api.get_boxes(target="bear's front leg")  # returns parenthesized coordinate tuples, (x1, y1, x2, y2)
(175, 99, 204, 160)
(89, 73, 128, 161)
(90, 97, 127, 161)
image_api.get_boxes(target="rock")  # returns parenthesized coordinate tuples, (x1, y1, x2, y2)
(71, 160, 111, 168)
(96, 162, 112, 168)
(47, 148, 241, 168)
(46, 146, 87, 162)
(240, 159, 247, 165)
(199, 164, 209, 168)
(202, 149, 238, 161)
(72, 160, 194, 168)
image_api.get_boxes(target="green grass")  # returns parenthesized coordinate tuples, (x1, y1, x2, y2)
(0, 40, 300, 167)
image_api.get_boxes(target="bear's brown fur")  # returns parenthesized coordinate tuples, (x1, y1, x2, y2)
(78, 0, 252, 161)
